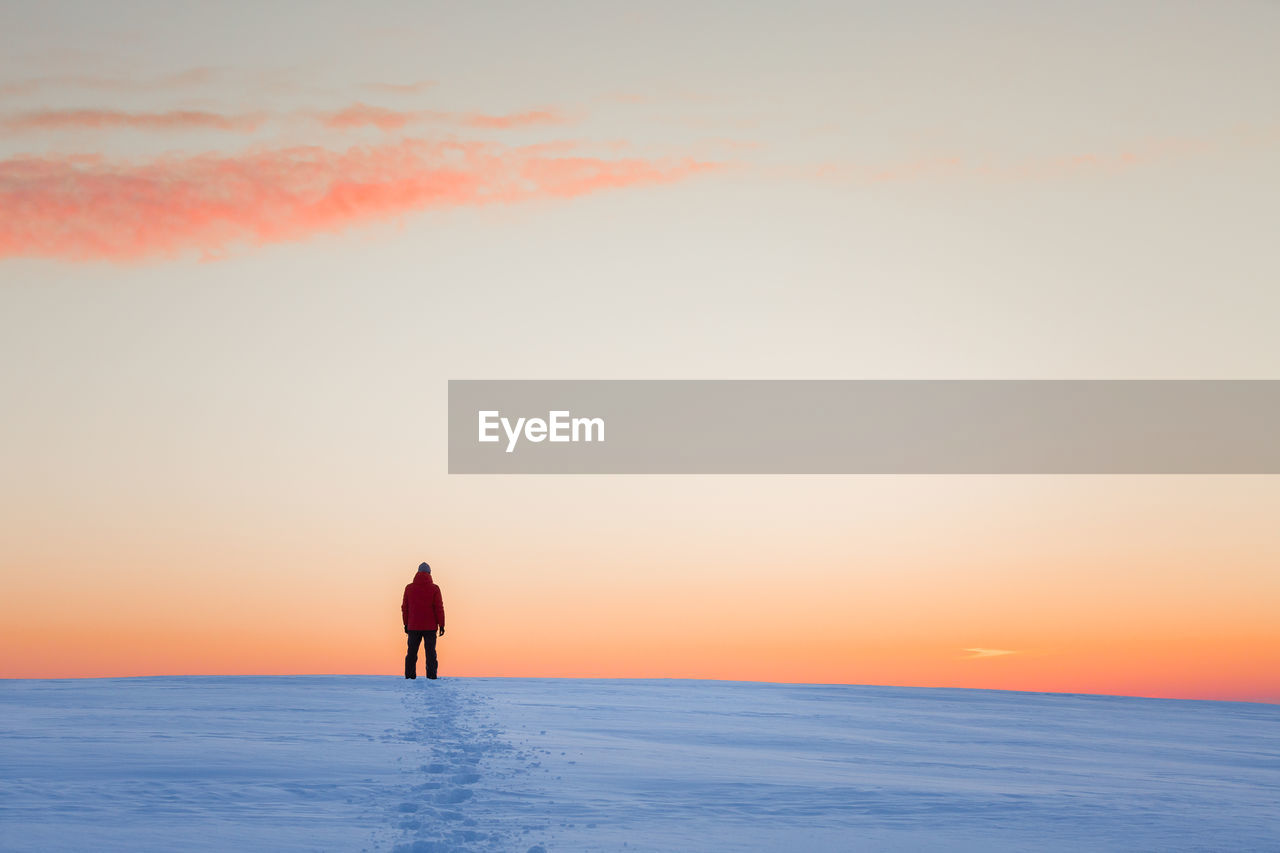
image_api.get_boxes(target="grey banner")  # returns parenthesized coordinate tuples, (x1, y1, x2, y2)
(447, 380, 1280, 474)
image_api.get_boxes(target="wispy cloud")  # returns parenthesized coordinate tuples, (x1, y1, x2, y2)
(315, 104, 572, 132)
(962, 648, 1018, 659)
(0, 140, 719, 262)
(0, 104, 574, 136)
(319, 104, 416, 131)
(1, 109, 265, 134)
(461, 110, 569, 130)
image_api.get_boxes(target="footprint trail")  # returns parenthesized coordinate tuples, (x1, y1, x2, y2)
(390, 680, 548, 852)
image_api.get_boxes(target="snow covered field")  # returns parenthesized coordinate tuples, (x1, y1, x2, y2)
(1, 677, 1276, 852)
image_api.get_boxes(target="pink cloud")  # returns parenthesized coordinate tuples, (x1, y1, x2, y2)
(1, 104, 571, 135)
(319, 104, 415, 131)
(460, 109, 570, 130)
(316, 105, 571, 132)
(0, 139, 719, 262)
(1, 109, 264, 133)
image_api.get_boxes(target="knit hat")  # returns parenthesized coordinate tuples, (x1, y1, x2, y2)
(417, 562, 431, 573)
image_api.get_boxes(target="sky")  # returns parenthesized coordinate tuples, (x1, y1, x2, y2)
(1, 0, 1277, 701)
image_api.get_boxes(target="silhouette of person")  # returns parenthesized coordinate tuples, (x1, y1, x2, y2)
(402, 562, 445, 679)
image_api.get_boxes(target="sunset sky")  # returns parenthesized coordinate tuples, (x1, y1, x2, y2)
(2, 1, 1277, 701)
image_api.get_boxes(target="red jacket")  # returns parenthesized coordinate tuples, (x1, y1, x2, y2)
(402, 573, 445, 631)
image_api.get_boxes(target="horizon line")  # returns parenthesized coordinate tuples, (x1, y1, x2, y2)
(4, 673, 1275, 707)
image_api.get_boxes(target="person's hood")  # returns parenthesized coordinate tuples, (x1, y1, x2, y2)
(411, 572, 435, 586)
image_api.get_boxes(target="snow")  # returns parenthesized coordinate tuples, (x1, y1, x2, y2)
(1, 677, 1277, 851)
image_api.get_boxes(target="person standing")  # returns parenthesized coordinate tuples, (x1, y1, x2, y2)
(402, 562, 445, 679)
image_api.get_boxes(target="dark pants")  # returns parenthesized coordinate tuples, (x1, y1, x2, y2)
(405, 630, 438, 679)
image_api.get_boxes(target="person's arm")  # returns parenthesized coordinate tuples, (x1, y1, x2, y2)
(401, 587, 410, 633)
(435, 585, 445, 636)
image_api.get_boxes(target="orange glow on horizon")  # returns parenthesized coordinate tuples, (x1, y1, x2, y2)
(4, 550, 1276, 704)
